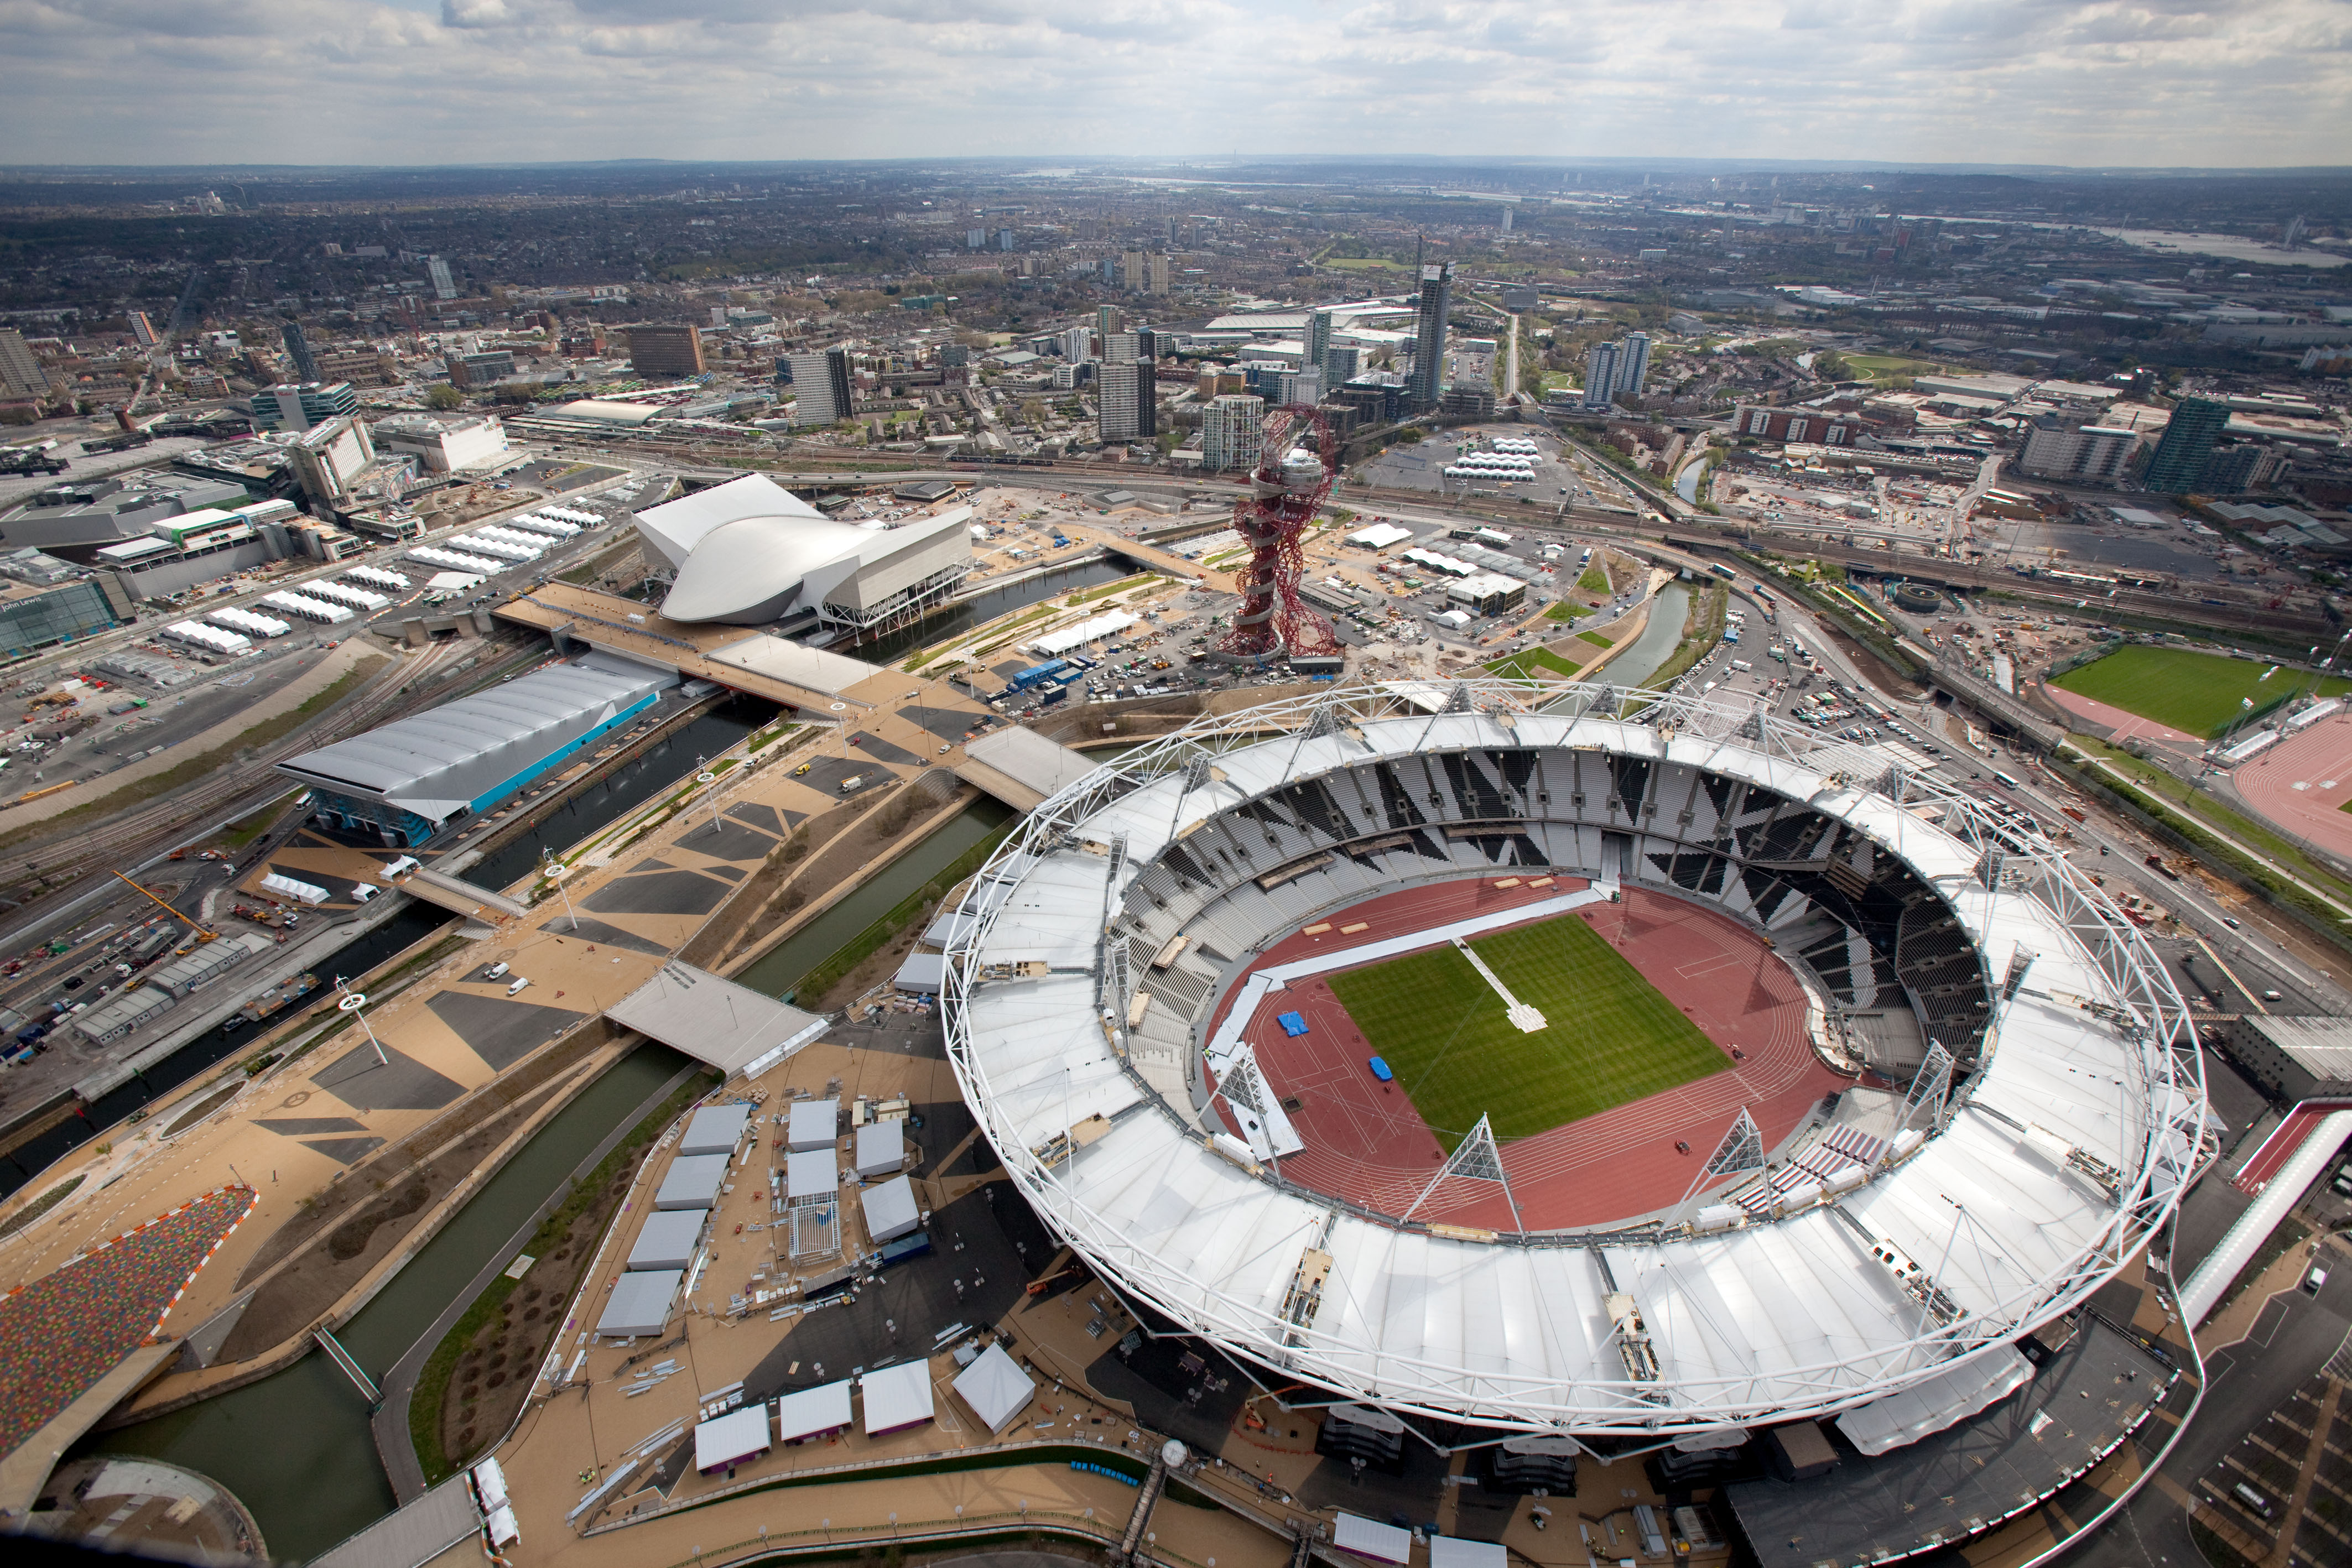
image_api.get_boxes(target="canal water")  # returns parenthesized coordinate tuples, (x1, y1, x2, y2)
(1572, 581, 1692, 694)
(72, 1044, 694, 1561)
(0, 903, 455, 1201)
(459, 693, 773, 892)
(734, 796, 1016, 1001)
(857, 556, 1131, 666)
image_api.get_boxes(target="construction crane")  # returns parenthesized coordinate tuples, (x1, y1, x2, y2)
(111, 871, 218, 942)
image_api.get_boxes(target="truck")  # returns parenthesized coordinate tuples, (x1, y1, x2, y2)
(838, 774, 867, 794)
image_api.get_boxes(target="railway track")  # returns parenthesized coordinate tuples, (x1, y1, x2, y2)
(0, 637, 545, 945)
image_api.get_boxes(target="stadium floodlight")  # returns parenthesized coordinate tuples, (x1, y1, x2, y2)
(1401, 1113, 1522, 1233)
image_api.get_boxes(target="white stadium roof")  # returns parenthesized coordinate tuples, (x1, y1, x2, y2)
(940, 680, 2202, 1436)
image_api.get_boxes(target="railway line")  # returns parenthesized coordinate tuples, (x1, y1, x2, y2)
(0, 636, 544, 951)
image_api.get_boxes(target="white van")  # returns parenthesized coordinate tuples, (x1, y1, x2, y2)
(506, 976, 531, 997)
(483, 961, 511, 982)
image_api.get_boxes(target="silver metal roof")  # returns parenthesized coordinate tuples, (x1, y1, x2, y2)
(278, 652, 673, 821)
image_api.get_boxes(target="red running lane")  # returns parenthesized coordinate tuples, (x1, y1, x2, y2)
(2231, 1098, 2352, 1195)
(2039, 684, 2205, 751)
(2232, 714, 2352, 865)
(1208, 880, 1850, 1230)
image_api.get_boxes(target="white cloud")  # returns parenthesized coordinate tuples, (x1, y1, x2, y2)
(0, 0, 2343, 165)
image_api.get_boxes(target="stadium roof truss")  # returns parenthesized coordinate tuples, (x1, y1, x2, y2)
(941, 679, 2204, 1436)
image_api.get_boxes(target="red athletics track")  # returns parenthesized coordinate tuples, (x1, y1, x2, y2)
(2231, 1098, 2352, 1195)
(2232, 711, 2352, 864)
(1206, 878, 1852, 1230)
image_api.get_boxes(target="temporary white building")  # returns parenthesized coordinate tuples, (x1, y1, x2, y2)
(206, 607, 292, 638)
(949, 1342, 1034, 1434)
(596, 1268, 680, 1338)
(162, 621, 250, 655)
(787, 1098, 838, 1152)
(860, 1174, 920, 1244)
(259, 590, 356, 624)
(773, 1381, 855, 1445)
(678, 1102, 751, 1157)
(654, 1152, 730, 1210)
(693, 1405, 770, 1473)
(859, 1361, 934, 1437)
(627, 1207, 705, 1272)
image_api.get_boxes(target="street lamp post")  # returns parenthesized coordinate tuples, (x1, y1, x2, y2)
(335, 977, 386, 1066)
(543, 861, 577, 931)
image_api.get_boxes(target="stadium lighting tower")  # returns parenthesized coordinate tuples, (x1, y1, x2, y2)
(1215, 404, 1341, 660)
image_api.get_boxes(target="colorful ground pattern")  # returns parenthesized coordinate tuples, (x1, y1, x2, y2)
(1326, 910, 1730, 1145)
(2051, 646, 2352, 739)
(0, 1185, 254, 1457)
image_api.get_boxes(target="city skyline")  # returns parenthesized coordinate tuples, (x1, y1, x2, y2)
(1, 0, 2347, 167)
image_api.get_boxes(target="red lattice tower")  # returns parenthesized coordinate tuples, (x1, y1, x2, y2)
(1216, 404, 1341, 659)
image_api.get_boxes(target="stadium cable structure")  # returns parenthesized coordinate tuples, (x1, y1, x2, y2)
(940, 678, 2205, 1438)
(1215, 403, 1341, 661)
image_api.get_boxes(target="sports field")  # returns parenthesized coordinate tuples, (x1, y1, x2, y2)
(2050, 646, 2352, 738)
(1324, 913, 1728, 1145)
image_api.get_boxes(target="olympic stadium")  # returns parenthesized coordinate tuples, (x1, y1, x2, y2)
(943, 678, 2204, 1451)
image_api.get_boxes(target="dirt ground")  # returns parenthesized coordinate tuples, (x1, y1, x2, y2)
(217, 1073, 573, 1361)
(438, 1161, 636, 1471)
(1819, 622, 1927, 700)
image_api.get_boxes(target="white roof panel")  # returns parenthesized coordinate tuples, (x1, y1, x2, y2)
(860, 1360, 935, 1435)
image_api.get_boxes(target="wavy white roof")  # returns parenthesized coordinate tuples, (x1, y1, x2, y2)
(943, 681, 2201, 1435)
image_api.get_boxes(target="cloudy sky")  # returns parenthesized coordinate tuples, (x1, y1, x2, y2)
(3, 0, 2347, 169)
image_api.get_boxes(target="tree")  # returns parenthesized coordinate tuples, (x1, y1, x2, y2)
(1814, 351, 1854, 382)
(424, 384, 465, 410)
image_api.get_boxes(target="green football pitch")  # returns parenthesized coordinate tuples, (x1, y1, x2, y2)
(1324, 914, 1729, 1147)
(2050, 646, 2352, 738)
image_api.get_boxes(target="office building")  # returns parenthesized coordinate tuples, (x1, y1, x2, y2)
(289, 416, 377, 508)
(625, 324, 707, 378)
(1321, 345, 1364, 385)
(1499, 206, 1513, 232)
(427, 256, 457, 301)
(1407, 263, 1453, 411)
(1202, 393, 1266, 474)
(996, 228, 1016, 251)
(1304, 310, 1334, 378)
(1144, 254, 1171, 295)
(2198, 442, 2287, 494)
(2144, 397, 2231, 494)
(1058, 325, 1094, 363)
(1096, 305, 1126, 344)
(445, 350, 515, 390)
(1120, 251, 1153, 292)
(279, 321, 320, 384)
(0, 329, 46, 400)
(787, 348, 853, 428)
(967, 228, 987, 251)
(2017, 414, 2145, 486)
(372, 411, 508, 473)
(252, 381, 360, 433)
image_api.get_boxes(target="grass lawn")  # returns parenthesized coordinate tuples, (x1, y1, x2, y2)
(1840, 353, 1958, 382)
(1485, 646, 1579, 680)
(1323, 256, 1408, 272)
(1576, 565, 1611, 595)
(1325, 914, 1727, 1145)
(1577, 629, 1615, 649)
(1544, 601, 1590, 623)
(2051, 646, 2352, 738)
